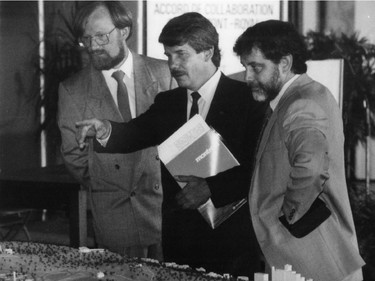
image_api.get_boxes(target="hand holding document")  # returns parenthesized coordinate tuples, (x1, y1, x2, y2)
(157, 114, 246, 229)
(174, 175, 212, 210)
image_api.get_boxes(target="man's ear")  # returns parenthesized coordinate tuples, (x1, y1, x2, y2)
(280, 54, 293, 73)
(120, 27, 131, 41)
(204, 47, 214, 62)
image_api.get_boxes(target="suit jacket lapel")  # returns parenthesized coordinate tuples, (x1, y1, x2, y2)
(132, 54, 162, 181)
(255, 107, 275, 164)
(255, 74, 310, 165)
(174, 87, 189, 125)
(206, 74, 230, 127)
(86, 65, 122, 122)
(133, 53, 159, 117)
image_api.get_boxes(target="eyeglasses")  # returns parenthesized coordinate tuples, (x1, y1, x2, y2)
(79, 27, 117, 48)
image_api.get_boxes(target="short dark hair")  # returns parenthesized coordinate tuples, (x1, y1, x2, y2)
(233, 20, 308, 74)
(73, 1, 133, 40)
(158, 12, 221, 67)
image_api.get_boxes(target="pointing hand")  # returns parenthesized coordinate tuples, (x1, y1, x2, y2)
(75, 119, 111, 149)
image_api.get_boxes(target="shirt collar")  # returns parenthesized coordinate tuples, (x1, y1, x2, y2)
(187, 69, 221, 101)
(121, 50, 133, 79)
(270, 74, 300, 111)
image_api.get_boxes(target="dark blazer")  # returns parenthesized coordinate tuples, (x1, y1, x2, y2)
(95, 73, 266, 276)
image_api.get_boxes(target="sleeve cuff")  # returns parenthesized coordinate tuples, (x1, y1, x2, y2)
(97, 122, 112, 147)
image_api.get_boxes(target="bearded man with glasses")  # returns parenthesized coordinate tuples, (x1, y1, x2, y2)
(57, 1, 176, 259)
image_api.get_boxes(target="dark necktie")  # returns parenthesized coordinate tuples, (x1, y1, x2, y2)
(255, 105, 273, 153)
(189, 92, 201, 119)
(112, 70, 132, 122)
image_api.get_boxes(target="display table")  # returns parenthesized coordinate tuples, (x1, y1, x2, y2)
(0, 241, 227, 281)
(0, 165, 87, 247)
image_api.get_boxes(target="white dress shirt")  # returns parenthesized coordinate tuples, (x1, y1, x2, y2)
(186, 69, 221, 120)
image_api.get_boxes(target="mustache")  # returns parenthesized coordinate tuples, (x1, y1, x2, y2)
(89, 50, 107, 56)
(246, 81, 258, 88)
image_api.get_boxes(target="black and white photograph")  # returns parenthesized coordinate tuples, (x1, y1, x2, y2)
(0, 1, 374, 280)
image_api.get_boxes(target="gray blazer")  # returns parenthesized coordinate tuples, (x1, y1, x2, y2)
(58, 52, 176, 253)
(249, 74, 365, 281)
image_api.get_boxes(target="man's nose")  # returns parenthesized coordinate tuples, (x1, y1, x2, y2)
(168, 57, 179, 70)
(245, 69, 255, 82)
(89, 38, 101, 50)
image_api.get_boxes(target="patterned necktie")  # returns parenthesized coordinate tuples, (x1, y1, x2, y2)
(189, 92, 201, 119)
(112, 70, 132, 122)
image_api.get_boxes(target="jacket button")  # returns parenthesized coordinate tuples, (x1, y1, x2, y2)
(115, 164, 120, 170)
(154, 184, 160, 190)
(130, 192, 136, 197)
(155, 155, 160, 161)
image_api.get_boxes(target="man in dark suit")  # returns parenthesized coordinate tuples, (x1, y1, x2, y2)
(76, 12, 266, 277)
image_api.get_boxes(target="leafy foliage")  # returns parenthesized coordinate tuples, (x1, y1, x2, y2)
(305, 31, 375, 147)
(348, 182, 375, 265)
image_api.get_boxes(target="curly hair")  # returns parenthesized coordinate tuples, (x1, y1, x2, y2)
(233, 20, 308, 74)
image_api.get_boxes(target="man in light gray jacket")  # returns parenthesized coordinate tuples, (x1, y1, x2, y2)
(233, 20, 365, 281)
(58, 1, 175, 260)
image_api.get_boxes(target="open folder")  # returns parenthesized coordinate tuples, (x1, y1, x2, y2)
(157, 114, 247, 229)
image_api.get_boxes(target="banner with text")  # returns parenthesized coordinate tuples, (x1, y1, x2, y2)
(146, 0, 281, 75)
